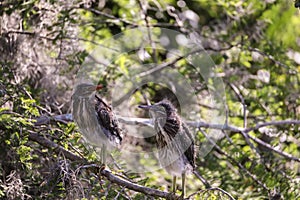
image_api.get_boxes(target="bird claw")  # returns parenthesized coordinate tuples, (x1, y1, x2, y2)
(166, 192, 177, 200)
(166, 192, 185, 200)
(99, 163, 106, 172)
(179, 194, 185, 200)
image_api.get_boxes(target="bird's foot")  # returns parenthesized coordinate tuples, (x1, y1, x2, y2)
(97, 163, 107, 193)
(166, 192, 178, 200)
(99, 163, 106, 172)
(166, 191, 186, 200)
(179, 193, 185, 200)
(96, 163, 106, 179)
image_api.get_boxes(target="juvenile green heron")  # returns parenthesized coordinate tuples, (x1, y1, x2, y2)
(72, 83, 122, 163)
(139, 99, 194, 198)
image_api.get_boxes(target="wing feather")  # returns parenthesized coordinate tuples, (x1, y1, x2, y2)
(95, 95, 122, 144)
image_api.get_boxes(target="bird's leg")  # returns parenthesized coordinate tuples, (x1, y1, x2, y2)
(181, 172, 186, 198)
(172, 176, 177, 193)
(101, 144, 107, 165)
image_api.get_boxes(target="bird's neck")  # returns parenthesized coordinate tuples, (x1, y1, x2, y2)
(154, 114, 181, 128)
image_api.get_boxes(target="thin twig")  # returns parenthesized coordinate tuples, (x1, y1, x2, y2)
(247, 135, 300, 162)
(136, 45, 233, 78)
(192, 170, 211, 188)
(227, 83, 262, 157)
(188, 187, 236, 200)
(198, 128, 270, 193)
(137, 0, 157, 63)
(77, 7, 138, 27)
(228, 83, 247, 128)
(248, 47, 293, 72)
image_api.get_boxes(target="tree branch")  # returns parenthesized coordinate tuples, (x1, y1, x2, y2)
(28, 131, 85, 161)
(34, 114, 300, 162)
(135, 43, 235, 78)
(188, 187, 236, 200)
(28, 130, 177, 199)
(244, 119, 300, 133)
(34, 114, 73, 125)
(101, 169, 176, 199)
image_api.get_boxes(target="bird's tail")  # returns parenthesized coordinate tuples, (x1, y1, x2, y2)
(192, 170, 211, 189)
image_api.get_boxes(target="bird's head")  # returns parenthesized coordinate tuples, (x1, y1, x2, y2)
(72, 83, 103, 98)
(138, 99, 176, 119)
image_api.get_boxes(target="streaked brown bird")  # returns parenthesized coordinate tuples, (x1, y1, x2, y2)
(72, 83, 122, 163)
(139, 99, 194, 198)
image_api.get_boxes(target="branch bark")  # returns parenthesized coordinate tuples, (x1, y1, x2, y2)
(28, 130, 177, 199)
(101, 169, 176, 199)
(34, 114, 300, 162)
(29, 131, 84, 161)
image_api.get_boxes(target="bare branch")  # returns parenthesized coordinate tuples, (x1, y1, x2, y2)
(28, 130, 178, 199)
(34, 114, 300, 135)
(77, 7, 138, 27)
(137, 0, 158, 63)
(34, 114, 73, 125)
(247, 135, 300, 162)
(248, 47, 294, 72)
(244, 120, 300, 133)
(34, 114, 300, 162)
(192, 170, 211, 189)
(101, 169, 176, 199)
(188, 187, 236, 200)
(136, 45, 234, 78)
(228, 83, 247, 128)
(28, 131, 85, 162)
(226, 83, 264, 158)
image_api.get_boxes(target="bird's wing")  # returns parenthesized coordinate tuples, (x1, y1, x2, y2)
(163, 118, 179, 138)
(161, 118, 195, 168)
(181, 122, 195, 168)
(94, 95, 122, 144)
(95, 94, 110, 108)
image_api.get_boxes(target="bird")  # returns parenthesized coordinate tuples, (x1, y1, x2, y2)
(72, 83, 122, 164)
(138, 99, 194, 198)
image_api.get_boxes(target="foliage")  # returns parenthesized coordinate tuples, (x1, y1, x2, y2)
(0, 0, 299, 199)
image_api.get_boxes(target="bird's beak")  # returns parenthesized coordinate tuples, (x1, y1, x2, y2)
(96, 84, 103, 91)
(138, 105, 153, 110)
